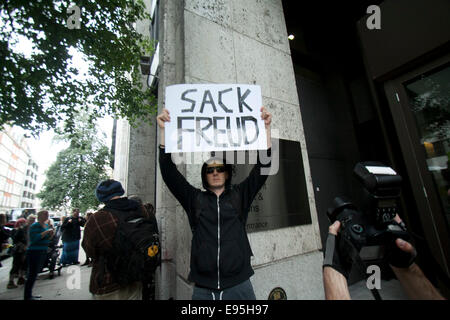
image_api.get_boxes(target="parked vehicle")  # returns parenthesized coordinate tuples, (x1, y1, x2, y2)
(9, 208, 37, 221)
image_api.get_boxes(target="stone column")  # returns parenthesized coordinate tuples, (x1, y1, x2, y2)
(156, 0, 324, 299)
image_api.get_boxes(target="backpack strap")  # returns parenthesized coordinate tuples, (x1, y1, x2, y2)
(104, 207, 143, 224)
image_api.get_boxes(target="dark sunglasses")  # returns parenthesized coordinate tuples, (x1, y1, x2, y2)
(206, 166, 226, 174)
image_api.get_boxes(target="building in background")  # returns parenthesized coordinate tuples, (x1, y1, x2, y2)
(0, 126, 39, 215)
(114, 0, 450, 299)
(23, 158, 38, 208)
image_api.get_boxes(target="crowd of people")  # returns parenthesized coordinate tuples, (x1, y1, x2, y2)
(0, 186, 158, 301)
(0, 208, 90, 300)
(0, 107, 447, 301)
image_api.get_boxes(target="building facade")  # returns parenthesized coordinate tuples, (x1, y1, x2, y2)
(0, 126, 39, 214)
(114, 0, 450, 299)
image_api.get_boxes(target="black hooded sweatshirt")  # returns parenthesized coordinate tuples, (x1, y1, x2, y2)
(159, 146, 271, 290)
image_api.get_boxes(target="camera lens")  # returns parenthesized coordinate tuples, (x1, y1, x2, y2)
(351, 224, 364, 234)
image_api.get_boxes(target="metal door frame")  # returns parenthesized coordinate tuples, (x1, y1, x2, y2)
(384, 53, 450, 277)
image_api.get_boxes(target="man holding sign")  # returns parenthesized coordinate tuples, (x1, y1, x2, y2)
(157, 84, 272, 299)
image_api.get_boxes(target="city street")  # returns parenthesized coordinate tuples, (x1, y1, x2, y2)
(0, 238, 92, 300)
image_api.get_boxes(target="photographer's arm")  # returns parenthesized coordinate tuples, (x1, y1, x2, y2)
(322, 221, 351, 300)
(323, 267, 351, 300)
(389, 216, 445, 300)
(390, 239, 445, 300)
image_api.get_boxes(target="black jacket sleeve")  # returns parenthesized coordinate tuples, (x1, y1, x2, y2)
(235, 148, 272, 216)
(158, 146, 200, 219)
(61, 218, 69, 231)
(79, 217, 86, 227)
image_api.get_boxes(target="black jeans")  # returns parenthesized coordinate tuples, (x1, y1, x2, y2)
(24, 250, 47, 300)
(192, 279, 256, 300)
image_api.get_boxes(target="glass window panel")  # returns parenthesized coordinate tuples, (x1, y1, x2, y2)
(405, 64, 450, 228)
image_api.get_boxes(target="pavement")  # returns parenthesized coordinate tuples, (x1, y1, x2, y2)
(348, 278, 409, 300)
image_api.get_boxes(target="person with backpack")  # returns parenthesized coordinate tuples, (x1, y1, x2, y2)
(157, 106, 272, 300)
(128, 195, 159, 300)
(82, 180, 160, 300)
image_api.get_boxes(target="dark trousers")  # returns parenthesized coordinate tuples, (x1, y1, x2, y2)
(192, 279, 256, 300)
(142, 273, 156, 300)
(24, 250, 47, 300)
(10, 251, 27, 276)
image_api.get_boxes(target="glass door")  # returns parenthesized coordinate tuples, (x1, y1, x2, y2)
(404, 65, 450, 225)
(384, 54, 450, 279)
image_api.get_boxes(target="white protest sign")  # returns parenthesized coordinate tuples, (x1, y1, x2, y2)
(164, 84, 267, 153)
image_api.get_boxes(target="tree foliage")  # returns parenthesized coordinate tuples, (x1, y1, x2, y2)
(0, 0, 156, 136)
(37, 115, 110, 213)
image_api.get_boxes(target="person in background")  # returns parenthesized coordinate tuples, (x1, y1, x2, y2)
(60, 216, 66, 227)
(60, 208, 86, 266)
(81, 212, 93, 267)
(46, 218, 62, 279)
(82, 180, 147, 300)
(0, 213, 11, 268)
(7, 218, 28, 289)
(26, 214, 36, 226)
(128, 195, 159, 300)
(24, 210, 54, 300)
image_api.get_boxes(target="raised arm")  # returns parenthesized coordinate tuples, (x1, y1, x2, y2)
(261, 106, 272, 149)
(235, 107, 272, 214)
(157, 108, 200, 216)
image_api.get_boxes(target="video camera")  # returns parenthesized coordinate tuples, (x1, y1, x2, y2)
(327, 162, 410, 264)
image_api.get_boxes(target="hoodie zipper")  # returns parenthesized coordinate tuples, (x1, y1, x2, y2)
(217, 196, 220, 290)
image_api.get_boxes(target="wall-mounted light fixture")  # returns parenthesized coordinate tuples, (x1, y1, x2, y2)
(140, 56, 151, 75)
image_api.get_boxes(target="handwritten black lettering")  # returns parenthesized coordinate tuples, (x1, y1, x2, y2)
(226, 117, 241, 147)
(213, 117, 227, 148)
(177, 117, 194, 149)
(241, 116, 258, 144)
(237, 87, 252, 112)
(200, 90, 217, 113)
(176, 116, 261, 150)
(218, 88, 233, 113)
(181, 89, 197, 112)
(195, 117, 213, 146)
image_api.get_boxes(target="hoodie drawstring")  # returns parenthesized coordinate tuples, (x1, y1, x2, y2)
(211, 291, 224, 300)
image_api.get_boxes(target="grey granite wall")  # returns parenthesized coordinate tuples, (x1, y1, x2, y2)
(156, 0, 324, 299)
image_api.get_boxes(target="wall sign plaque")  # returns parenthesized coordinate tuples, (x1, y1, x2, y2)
(268, 287, 287, 300)
(220, 139, 312, 233)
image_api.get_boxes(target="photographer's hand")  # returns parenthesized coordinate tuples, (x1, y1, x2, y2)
(323, 221, 351, 300)
(323, 221, 353, 279)
(387, 215, 417, 268)
(389, 216, 445, 300)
